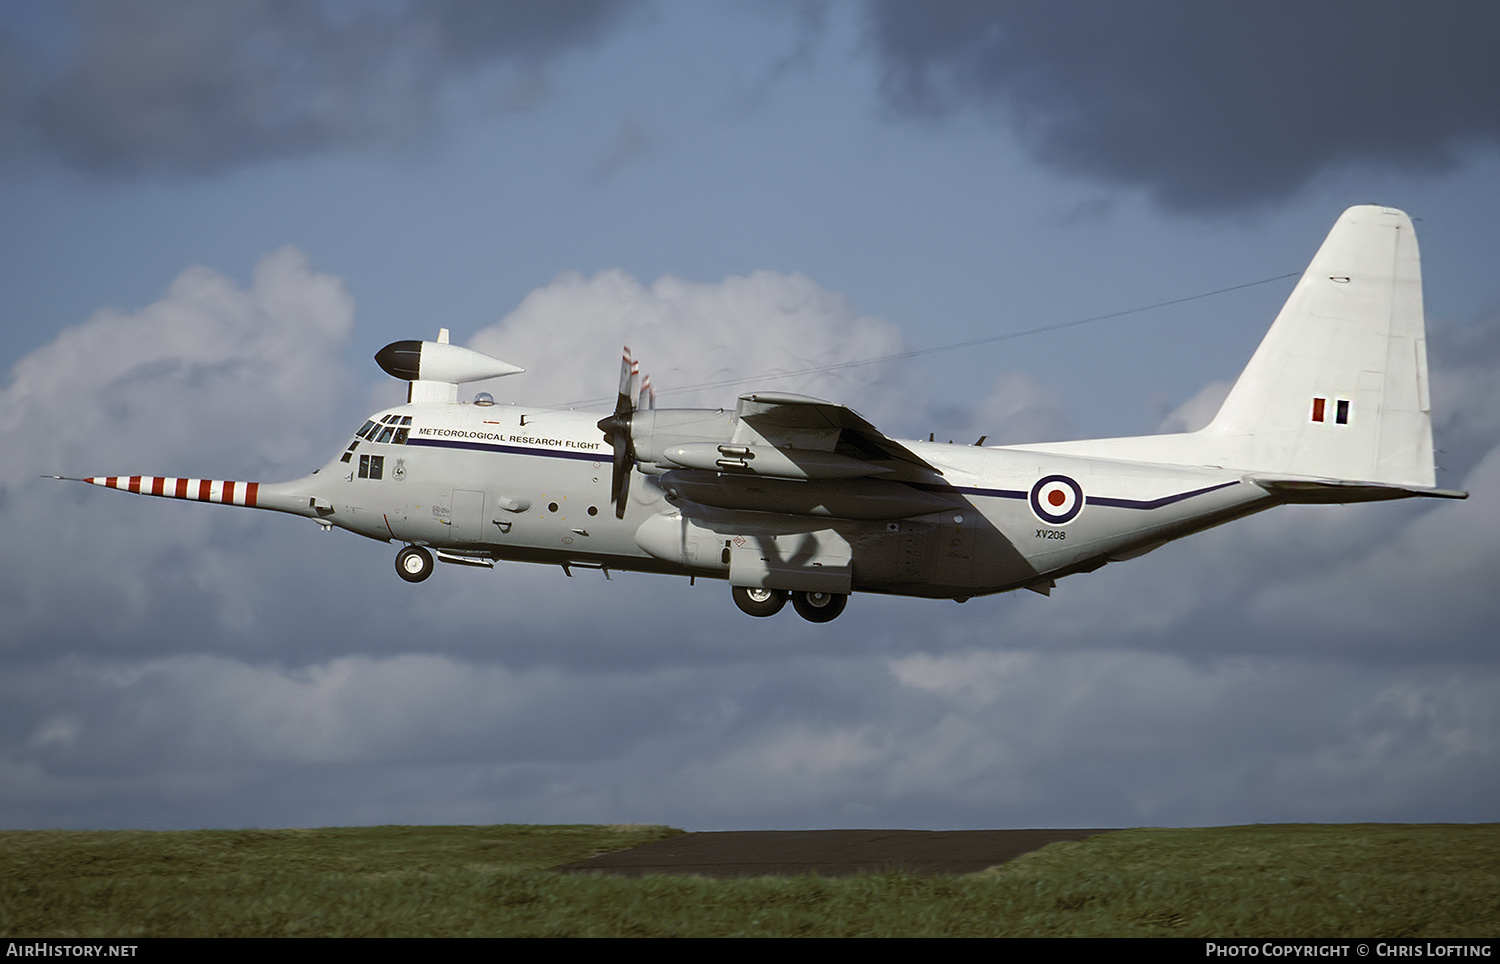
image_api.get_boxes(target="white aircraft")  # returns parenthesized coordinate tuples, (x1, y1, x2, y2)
(59, 206, 1466, 623)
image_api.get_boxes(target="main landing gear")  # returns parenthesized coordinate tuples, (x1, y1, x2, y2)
(732, 586, 787, 617)
(791, 590, 847, 623)
(731, 586, 848, 622)
(395, 545, 434, 583)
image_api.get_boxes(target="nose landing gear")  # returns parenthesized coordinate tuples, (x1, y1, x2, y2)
(395, 545, 434, 583)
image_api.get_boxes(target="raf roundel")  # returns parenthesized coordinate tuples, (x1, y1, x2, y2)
(1030, 474, 1084, 525)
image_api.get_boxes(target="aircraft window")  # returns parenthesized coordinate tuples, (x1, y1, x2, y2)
(399, 416, 412, 426)
(376, 426, 396, 444)
(393, 427, 409, 444)
(341, 452, 352, 463)
(358, 454, 385, 479)
(357, 420, 378, 439)
(381, 414, 397, 424)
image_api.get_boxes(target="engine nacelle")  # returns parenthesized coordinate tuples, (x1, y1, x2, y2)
(660, 442, 891, 481)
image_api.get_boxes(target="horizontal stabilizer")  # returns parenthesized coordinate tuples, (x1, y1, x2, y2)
(1248, 474, 1468, 504)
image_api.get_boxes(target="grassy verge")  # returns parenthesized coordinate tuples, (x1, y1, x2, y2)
(2, 823, 1495, 937)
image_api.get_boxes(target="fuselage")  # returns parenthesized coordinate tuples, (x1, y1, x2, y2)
(280, 397, 1277, 600)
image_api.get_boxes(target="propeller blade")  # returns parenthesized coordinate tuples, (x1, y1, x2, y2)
(600, 346, 640, 518)
(611, 431, 633, 518)
(615, 347, 634, 416)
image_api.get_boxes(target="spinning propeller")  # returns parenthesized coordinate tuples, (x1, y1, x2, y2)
(597, 347, 652, 518)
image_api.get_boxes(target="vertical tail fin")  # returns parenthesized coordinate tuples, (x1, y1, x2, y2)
(1011, 206, 1462, 498)
(1204, 205, 1433, 487)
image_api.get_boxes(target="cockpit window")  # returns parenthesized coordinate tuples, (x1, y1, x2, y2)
(352, 415, 410, 448)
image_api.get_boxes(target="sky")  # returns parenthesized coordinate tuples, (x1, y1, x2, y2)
(2, 1, 1499, 831)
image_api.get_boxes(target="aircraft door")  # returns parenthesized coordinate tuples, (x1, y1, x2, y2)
(450, 489, 488, 544)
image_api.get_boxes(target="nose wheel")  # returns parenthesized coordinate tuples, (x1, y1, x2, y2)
(395, 545, 434, 583)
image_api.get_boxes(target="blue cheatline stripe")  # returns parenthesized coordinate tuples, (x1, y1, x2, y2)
(406, 437, 606, 462)
(925, 484, 1027, 501)
(1084, 481, 1239, 509)
(915, 479, 1240, 510)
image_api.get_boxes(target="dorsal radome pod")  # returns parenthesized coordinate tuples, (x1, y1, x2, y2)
(375, 330, 523, 403)
(374, 340, 523, 384)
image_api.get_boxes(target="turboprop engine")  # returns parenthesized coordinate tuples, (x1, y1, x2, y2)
(595, 359, 954, 522)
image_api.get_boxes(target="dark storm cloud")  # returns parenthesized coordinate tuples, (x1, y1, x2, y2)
(7, 0, 640, 178)
(865, 1, 1500, 211)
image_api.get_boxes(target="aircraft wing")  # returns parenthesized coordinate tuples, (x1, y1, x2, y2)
(731, 392, 936, 470)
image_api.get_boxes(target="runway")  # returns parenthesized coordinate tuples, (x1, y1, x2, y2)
(556, 828, 1116, 878)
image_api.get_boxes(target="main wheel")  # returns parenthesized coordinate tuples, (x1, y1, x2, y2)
(395, 545, 434, 583)
(791, 590, 847, 623)
(732, 585, 787, 617)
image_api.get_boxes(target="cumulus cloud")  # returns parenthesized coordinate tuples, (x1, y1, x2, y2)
(3, 246, 353, 480)
(4, 0, 640, 178)
(467, 268, 912, 424)
(864, 1, 1500, 211)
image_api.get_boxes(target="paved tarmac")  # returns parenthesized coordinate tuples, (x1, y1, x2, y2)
(555, 828, 1117, 878)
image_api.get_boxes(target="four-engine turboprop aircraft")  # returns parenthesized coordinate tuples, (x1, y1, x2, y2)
(58, 206, 1466, 622)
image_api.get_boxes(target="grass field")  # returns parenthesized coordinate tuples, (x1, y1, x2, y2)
(2, 823, 1496, 937)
